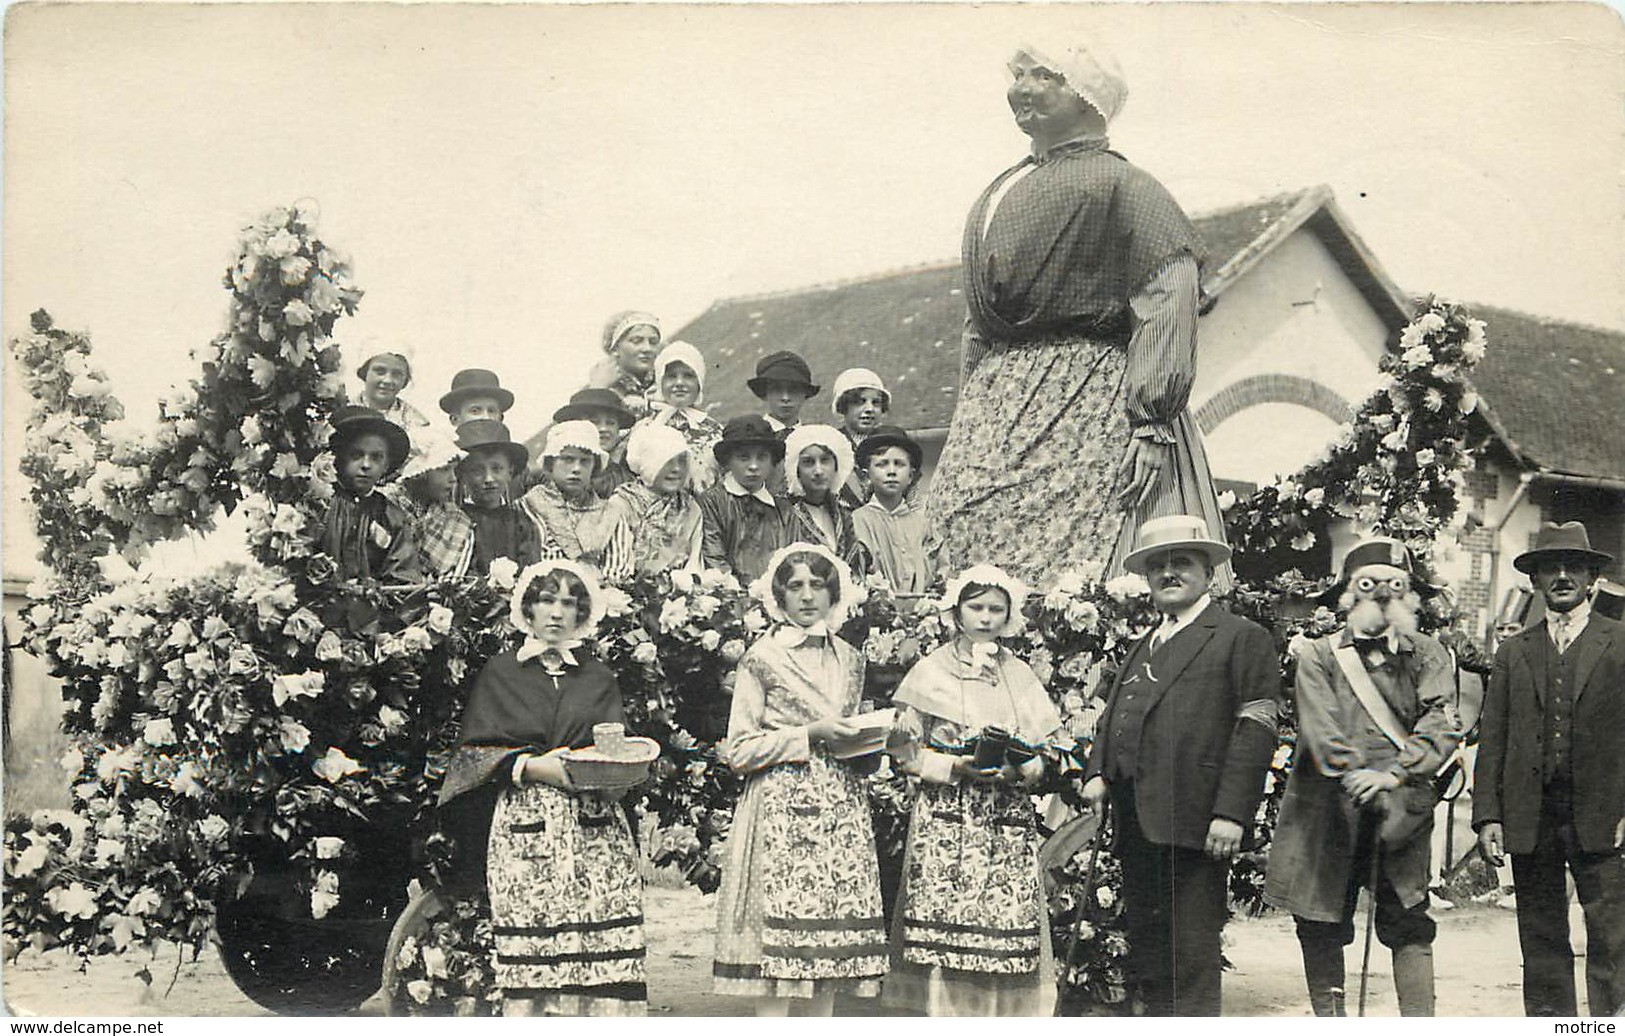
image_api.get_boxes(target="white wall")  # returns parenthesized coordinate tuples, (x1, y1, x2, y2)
(1194, 226, 1394, 485)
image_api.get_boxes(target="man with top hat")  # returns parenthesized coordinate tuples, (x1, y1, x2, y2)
(1473, 521, 1625, 1016)
(1081, 515, 1281, 1016)
(552, 388, 638, 499)
(1264, 536, 1461, 1017)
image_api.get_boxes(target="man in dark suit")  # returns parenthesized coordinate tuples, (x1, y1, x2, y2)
(1474, 521, 1625, 1016)
(1081, 515, 1281, 1015)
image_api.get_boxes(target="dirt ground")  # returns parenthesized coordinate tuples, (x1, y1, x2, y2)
(2, 884, 1583, 1018)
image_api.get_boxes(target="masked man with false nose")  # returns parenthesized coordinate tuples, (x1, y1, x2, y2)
(1264, 537, 1462, 1016)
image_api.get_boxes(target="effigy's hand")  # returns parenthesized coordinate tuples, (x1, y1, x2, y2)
(1116, 438, 1170, 512)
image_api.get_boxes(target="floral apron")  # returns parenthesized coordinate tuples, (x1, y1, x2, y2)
(486, 782, 646, 1014)
(899, 779, 1044, 974)
(713, 754, 888, 996)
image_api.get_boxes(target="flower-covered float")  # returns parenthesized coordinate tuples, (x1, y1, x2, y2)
(4, 203, 1490, 1015)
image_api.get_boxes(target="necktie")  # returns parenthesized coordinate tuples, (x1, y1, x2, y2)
(1150, 621, 1175, 654)
(1553, 616, 1572, 654)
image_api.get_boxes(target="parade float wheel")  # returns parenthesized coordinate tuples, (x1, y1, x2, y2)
(215, 864, 406, 1014)
(379, 884, 449, 1016)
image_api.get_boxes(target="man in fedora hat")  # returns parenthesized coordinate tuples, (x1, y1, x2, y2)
(439, 369, 515, 428)
(1265, 536, 1461, 1017)
(1081, 515, 1281, 1015)
(1474, 520, 1625, 1016)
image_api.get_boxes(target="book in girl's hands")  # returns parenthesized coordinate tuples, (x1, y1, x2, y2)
(827, 708, 897, 759)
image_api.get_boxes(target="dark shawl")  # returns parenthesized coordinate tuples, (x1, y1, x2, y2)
(962, 142, 1205, 343)
(439, 650, 625, 804)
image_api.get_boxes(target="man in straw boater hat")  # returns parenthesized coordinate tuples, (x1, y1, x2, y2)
(1264, 536, 1461, 1017)
(1473, 521, 1625, 1016)
(1081, 515, 1281, 1015)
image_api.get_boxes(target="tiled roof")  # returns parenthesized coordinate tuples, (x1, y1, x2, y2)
(1467, 304, 1625, 482)
(668, 191, 1625, 485)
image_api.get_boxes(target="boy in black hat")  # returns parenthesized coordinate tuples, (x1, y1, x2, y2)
(439, 369, 515, 428)
(747, 350, 818, 496)
(697, 415, 791, 583)
(552, 388, 638, 499)
(747, 350, 819, 437)
(322, 405, 422, 583)
(455, 419, 548, 576)
(851, 426, 933, 596)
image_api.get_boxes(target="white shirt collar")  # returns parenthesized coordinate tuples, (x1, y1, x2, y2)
(859, 496, 915, 516)
(764, 414, 794, 433)
(1156, 593, 1211, 638)
(1548, 600, 1591, 643)
(723, 472, 777, 507)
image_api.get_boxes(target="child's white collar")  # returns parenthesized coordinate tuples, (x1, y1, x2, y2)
(723, 473, 776, 507)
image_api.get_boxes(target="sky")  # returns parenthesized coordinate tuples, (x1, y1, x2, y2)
(5, 1, 1624, 574)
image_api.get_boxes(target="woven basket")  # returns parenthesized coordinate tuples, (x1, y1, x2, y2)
(562, 736, 661, 790)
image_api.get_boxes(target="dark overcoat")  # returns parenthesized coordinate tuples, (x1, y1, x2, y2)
(1264, 630, 1460, 922)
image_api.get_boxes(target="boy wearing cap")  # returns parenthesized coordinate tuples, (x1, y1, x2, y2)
(1474, 521, 1625, 1016)
(518, 420, 618, 575)
(697, 415, 791, 583)
(851, 426, 932, 596)
(1265, 537, 1460, 1017)
(322, 405, 422, 583)
(748, 350, 819, 497)
(455, 419, 547, 577)
(552, 388, 638, 499)
(356, 349, 432, 431)
(439, 369, 515, 428)
(1081, 516, 1279, 1016)
(831, 367, 890, 507)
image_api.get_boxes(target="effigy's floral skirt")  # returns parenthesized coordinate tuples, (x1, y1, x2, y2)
(486, 783, 647, 1016)
(712, 755, 888, 999)
(884, 780, 1055, 1016)
(925, 335, 1228, 591)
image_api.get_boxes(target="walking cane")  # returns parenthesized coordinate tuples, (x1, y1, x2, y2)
(1357, 824, 1383, 1017)
(1055, 802, 1109, 1017)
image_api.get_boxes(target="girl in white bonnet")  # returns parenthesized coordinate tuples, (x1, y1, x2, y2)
(600, 422, 704, 585)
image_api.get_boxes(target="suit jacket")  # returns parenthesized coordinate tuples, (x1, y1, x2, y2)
(1472, 613, 1625, 855)
(1085, 601, 1282, 851)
